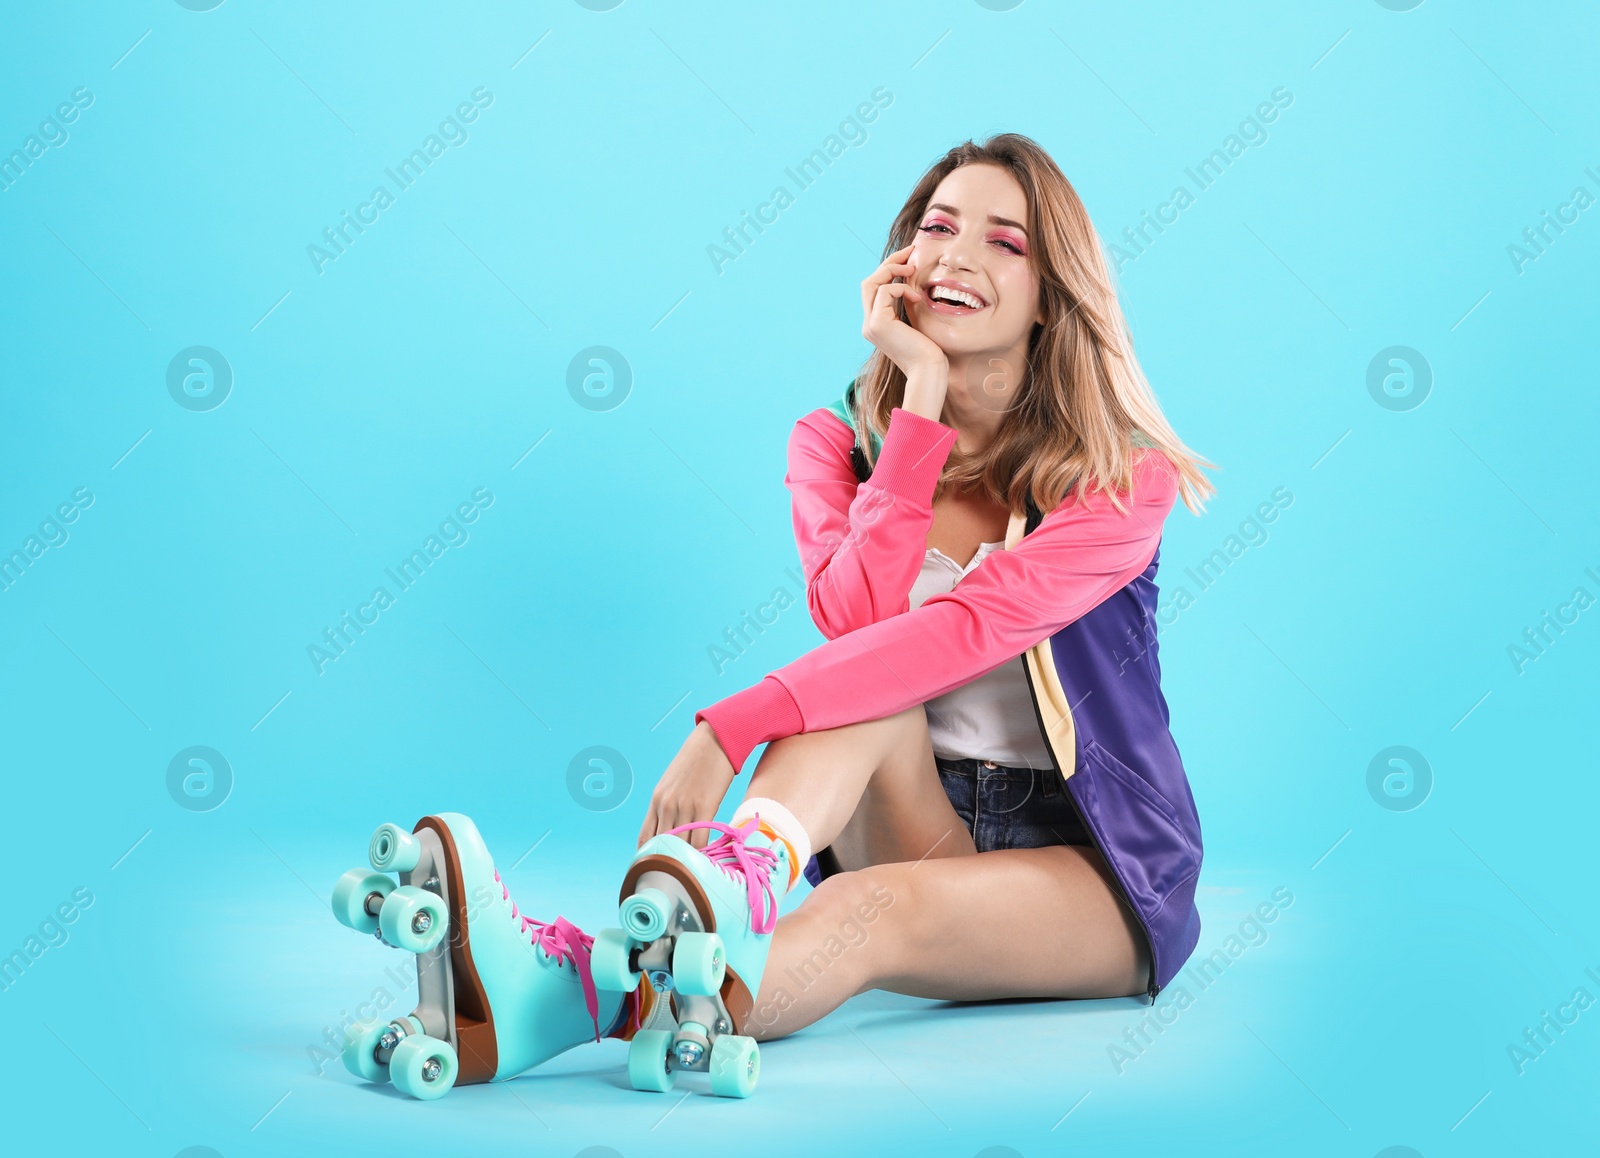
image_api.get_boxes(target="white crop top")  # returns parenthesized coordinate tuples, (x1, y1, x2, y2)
(907, 540, 1054, 769)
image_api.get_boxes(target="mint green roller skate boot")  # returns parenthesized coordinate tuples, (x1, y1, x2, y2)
(589, 815, 793, 1098)
(330, 812, 631, 1100)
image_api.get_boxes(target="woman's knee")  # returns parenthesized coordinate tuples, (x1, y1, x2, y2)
(749, 703, 928, 798)
(850, 704, 937, 801)
(803, 864, 924, 979)
(881, 703, 932, 754)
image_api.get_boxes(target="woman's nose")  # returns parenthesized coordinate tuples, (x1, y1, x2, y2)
(938, 235, 980, 273)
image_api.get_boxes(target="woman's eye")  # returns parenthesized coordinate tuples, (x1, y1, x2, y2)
(919, 222, 1021, 254)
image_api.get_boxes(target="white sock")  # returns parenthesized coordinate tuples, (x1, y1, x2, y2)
(730, 796, 812, 892)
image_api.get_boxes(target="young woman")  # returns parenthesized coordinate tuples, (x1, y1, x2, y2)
(334, 133, 1214, 1103)
(605, 132, 1214, 1072)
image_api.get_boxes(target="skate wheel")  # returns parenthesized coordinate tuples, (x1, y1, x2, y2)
(620, 887, 674, 941)
(627, 1028, 675, 1093)
(591, 927, 641, 992)
(389, 1034, 458, 1100)
(708, 1034, 760, 1098)
(671, 932, 725, 996)
(332, 869, 394, 935)
(342, 1018, 395, 1083)
(379, 885, 447, 954)
(368, 823, 421, 873)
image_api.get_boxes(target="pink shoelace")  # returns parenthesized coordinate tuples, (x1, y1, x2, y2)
(494, 870, 602, 1042)
(663, 816, 782, 936)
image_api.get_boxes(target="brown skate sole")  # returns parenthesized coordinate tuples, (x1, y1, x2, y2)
(416, 815, 499, 1084)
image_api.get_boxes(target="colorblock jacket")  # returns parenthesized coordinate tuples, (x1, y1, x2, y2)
(695, 381, 1204, 996)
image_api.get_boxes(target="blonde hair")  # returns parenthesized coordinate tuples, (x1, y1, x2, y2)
(850, 133, 1214, 515)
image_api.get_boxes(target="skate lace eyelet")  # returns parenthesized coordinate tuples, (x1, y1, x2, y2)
(662, 816, 782, 935)
(492, 869, 603, 1040)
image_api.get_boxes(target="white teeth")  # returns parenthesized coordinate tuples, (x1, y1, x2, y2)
(929, 285, 984, 309)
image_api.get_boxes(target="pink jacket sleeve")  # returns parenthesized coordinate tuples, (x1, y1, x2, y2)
(788, 405, 959, 639)
(694, 445, 1182, 773)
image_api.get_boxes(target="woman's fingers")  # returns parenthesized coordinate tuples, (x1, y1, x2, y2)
(657, 793, 707, 849)
(633, 720, 741, 856)
(860, 246, 917, 313)
(862, 281, 924, 340)
(673, 801, 703, 849)
(861, 262, 914, 304)
(868, 243, 913, 279)
(877, 279, 924, 305)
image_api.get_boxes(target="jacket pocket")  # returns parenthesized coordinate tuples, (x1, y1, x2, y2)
(1077, 739, 1199, 911)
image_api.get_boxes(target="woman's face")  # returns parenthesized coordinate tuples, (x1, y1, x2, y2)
(906, 163, 1044, 358)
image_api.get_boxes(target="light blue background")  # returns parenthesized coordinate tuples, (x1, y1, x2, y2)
(2, 2, 1595, 1156)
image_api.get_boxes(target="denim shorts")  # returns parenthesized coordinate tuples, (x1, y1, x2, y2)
(805, 755, 1093, 885)
(934, 756, 1092, 852)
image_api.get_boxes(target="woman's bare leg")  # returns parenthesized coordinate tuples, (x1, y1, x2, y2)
(744, 844, 1148, 1040)
(729, 706, 1148, 1041)
(743, 703, 976, 869)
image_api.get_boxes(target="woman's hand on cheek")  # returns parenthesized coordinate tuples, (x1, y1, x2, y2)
(861, 244, 948, 382)
(637, 720, 737, 851)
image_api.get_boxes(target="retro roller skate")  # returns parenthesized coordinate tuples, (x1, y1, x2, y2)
(330, 813, 630, 1100)
(589, 815, 792, 1098)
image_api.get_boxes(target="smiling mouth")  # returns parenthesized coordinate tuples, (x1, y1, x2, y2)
(924, 285, 987, 313)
